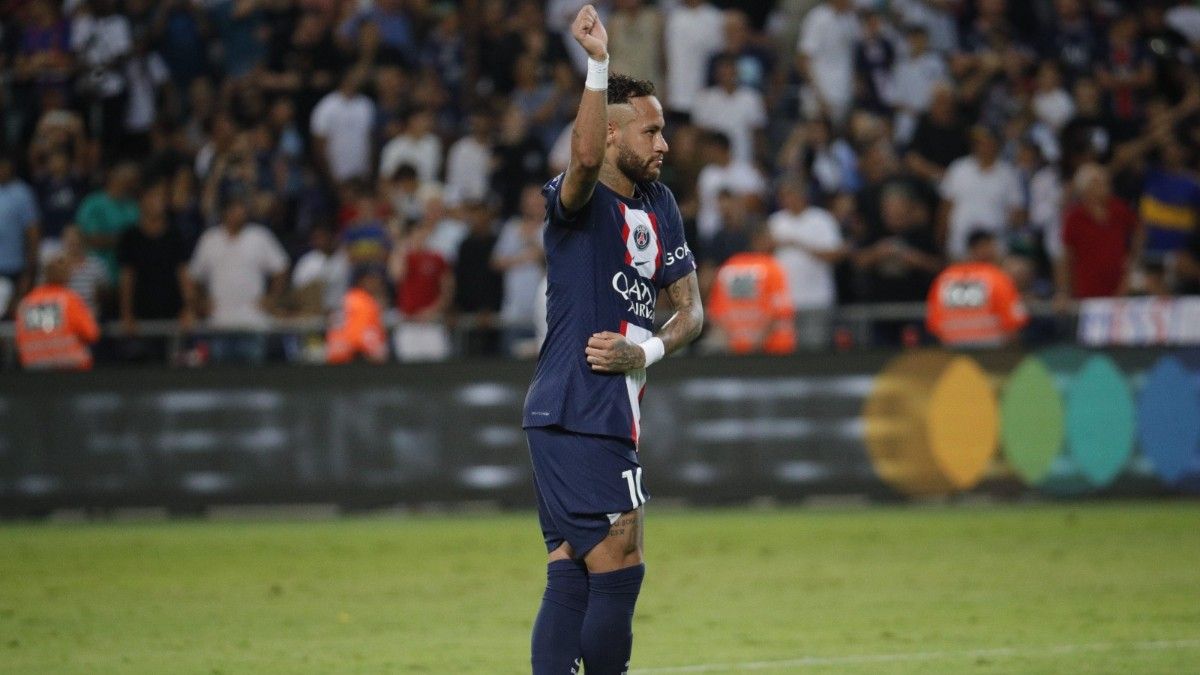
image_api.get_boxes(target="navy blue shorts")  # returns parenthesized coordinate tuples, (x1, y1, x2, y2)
(526, 425, 649, 557)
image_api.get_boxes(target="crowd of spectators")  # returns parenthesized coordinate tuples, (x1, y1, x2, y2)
(1, 0, 1200, 366)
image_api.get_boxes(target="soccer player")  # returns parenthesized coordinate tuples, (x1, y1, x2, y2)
(522, 6, 703, 674)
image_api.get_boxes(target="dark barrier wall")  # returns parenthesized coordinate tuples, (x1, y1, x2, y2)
(0, 350, 1175, 514)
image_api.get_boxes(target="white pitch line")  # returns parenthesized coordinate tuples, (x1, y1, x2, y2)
(632, 638, 1200, 673)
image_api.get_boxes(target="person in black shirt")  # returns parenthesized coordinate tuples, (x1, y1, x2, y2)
(1043, 0, 1100, 83)
(1140, 3, 1195, 105)
(453, 199, 504, 356)
(116, 182, 188, 361)
(259, 11, 344, 131)
(855, 184, 943, 304)
(1059, 77, 1117, 176)
(1179, 228, 1200, 295)
(491, 105, 547, 217)
(852, 8, 896, 116)
(903, 84, 970, 186)
(854, 184, 943, 345)
(699, 189, 753, 294)
(705, 10, 775, 93)
(32, 150, 86, 245)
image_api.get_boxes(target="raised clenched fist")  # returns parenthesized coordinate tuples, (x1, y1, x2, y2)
(571, 4, 608, 61)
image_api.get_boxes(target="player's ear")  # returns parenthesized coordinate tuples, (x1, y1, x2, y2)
(606, 120, 619, 145)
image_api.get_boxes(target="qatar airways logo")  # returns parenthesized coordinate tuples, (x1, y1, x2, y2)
(612, 271, 656, 320)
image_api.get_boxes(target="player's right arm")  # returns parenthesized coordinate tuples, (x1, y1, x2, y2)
(558, 5, 609, 215)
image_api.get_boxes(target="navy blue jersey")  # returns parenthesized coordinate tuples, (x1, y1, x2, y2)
(523, 174, 696, 443)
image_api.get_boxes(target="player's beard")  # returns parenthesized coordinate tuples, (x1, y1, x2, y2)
(615, 142, 661, 183)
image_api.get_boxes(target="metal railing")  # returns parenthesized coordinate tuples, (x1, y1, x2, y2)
(0, 301, 1081, 369)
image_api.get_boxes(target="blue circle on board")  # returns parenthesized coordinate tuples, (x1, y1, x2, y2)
(1137, 356, 1200, 487)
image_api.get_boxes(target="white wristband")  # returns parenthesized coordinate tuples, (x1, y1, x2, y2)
(638, 337, 665, 368)
(585, 56, 609, 91)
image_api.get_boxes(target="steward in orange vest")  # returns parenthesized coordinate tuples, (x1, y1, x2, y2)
(707, 226, 796, 354)
(326, 266, 388, 364)
(16, 256, 100, 370)
(927, 230, 1027, 347)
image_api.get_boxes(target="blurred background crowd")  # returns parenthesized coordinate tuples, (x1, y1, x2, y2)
(1, 0, 1199, 367)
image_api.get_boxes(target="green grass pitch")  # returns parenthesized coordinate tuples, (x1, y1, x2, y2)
(1, 502, 1198, 674)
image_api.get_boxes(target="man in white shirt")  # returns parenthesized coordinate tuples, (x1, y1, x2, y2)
(379, 108, 443, 185)
(1166, 0, 1200, 43)
(695, 132, 768, 244)
(187, 198, 289, 334)
(691, 56, 767, 163)
(444, 111, 494, 205)
(768, 178, 846, 312)
(798, 0, 861, 124)
(310, 69, 375, 184)
(939, 126, 1024, 260)
(664, 0, 726, 117)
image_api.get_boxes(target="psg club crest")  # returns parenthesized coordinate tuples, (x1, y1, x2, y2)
(633, 224, 651, 251)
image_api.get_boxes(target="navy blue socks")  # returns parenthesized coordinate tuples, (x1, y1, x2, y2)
(531, 559, 590, 674)
(580, 563, 645, 675)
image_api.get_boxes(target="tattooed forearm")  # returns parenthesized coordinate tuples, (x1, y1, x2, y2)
(584, 272, 703, 373)
(657, 272, 704, 354)
(606, 340, 646, 371)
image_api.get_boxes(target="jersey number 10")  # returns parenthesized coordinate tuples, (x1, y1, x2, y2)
(621, 468, 647, 509)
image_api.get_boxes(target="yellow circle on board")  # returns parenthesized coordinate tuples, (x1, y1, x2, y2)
(863, 351, 999, 496)
(927, 357, 999, 489)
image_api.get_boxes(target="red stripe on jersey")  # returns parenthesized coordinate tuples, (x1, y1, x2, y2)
(618, 202, 633, 266)
(619, 320, 629, 336)
(647, 211, 663, 279)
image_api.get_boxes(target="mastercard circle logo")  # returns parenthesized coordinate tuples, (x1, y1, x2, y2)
(863, 348, 1200, 496)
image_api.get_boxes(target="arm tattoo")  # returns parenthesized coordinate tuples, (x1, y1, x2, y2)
(657, 272, 704, 354)
(607, 339, 647, 372)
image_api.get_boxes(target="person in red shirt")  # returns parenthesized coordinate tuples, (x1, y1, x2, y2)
(326, 266, 389, 364)
(706, 226, 796, 355)
(927, 230, 1028, 347)
(389, 216, 454, 361)
(1056, 163, 1140, 300)
(15, 255, 100, 370)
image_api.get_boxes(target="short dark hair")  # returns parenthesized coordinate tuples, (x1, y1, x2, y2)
(607, 73, 656, 105)
(966, 229, 996, 249)
(703, 130, 732, 151)
(390, 163, 419, 182)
